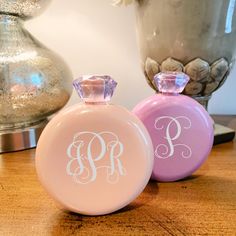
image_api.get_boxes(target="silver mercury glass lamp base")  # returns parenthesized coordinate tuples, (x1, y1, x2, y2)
(0, 120, 48, 153)
(0, 0, 73, 154)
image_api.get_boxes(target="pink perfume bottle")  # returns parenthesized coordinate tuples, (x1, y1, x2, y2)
(35, 75, 153, 215)
(133, 72, 214, 182)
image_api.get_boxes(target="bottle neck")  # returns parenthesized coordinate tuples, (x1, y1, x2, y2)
(158, 91, 180, 96)
(84, 101, 109, 105)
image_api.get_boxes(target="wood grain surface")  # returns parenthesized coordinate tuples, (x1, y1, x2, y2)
(0, 116, 236, 236)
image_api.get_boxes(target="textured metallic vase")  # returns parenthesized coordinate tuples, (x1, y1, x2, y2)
(0, 0, 73, 152)
(135, 0, 236, 109)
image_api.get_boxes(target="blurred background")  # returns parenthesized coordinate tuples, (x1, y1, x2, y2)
(26, 0, 236, 114)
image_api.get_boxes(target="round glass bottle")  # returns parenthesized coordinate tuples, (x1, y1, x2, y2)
(133, 72, 214, 182)
(36, 75, 154, 215)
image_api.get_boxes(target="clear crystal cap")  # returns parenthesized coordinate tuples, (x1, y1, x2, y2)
(73, 75, 117, 103)
(154, 72, 189, 94)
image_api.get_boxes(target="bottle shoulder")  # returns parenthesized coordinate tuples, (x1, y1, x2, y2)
(133, 94, 211, 124)
(59, 103, 134, 118)
(134, 94, 195, 108)
(46, 103, 146, 132)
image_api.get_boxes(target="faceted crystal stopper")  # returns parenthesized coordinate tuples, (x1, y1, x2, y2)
(154, 72, 190, 94)
(73, 75, 117, 103)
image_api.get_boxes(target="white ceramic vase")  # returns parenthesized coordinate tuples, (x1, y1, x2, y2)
(135, 0, 236, 108)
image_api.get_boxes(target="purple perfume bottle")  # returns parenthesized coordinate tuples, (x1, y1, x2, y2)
(133, 72, 214, 182)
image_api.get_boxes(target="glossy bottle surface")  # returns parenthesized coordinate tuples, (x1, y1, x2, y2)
(133, 72, 214, 182)
(35, 75, 154, 215)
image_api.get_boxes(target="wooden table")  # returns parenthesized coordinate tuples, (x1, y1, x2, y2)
(0, 116, 236, 236)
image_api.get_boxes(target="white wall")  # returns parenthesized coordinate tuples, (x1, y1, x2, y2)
(26, 0, 236, 114)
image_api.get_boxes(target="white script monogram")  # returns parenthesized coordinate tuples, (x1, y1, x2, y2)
(66, 131, 126, 184)
(154, 116, 192, 159)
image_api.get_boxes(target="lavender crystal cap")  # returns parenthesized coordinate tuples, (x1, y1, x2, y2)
(154, 72, 190, 94)
(73, 75, 117, 103)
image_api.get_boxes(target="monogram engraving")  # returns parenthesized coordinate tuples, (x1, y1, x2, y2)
(154, 116, 192, 159)
(66, 131, 126, 184)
